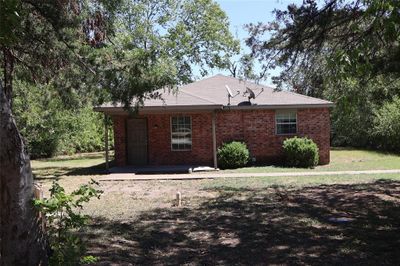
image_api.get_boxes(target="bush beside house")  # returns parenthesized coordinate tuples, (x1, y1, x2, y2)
(217, 141, 250, 169)
(283, 137, 319, 168)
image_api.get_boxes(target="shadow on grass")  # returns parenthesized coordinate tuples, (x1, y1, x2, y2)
(331, 146, 400, 155)
(65, 162, 110, 176)
(33, 162, 112, 180)
(84, 179, 400, 265)
(33, 152, 107, 162)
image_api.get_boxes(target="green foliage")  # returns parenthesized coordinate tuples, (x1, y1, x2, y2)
(34, 180, 102, 265)
(372, 97, 400, 152)
(13, 81, 111, 158)
(217, 141, 250, 169)
(246, 0, 400, 151)
(101, 0, 240, 107)
(325, 76, 400, 148)
(283, 137, 319, 168)
(247, 0, 400, 87)
(57, 106, 105, 155)
(5, 0, 239, 160)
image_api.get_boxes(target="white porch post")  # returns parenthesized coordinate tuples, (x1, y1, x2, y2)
(212, 110, 218, 169)
(104, 113, 109, 170)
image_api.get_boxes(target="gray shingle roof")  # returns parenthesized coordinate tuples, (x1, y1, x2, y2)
(96, 74, 334, 112)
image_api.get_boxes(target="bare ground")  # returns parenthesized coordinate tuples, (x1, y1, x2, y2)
(32, 150, 400, 265)
(79, 179, 400, 265)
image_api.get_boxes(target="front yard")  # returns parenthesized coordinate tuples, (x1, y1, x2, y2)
(32, 149, 400, 264)
(225, 147, 400, 173)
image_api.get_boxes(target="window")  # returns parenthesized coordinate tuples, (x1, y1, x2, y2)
(276, 111, 297, 135)
(171, 116, 192, 150)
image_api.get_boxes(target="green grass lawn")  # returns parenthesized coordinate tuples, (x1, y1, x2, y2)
(31, 148, 400, 265)
(31, 148, 400, 180)
(31, 151, 111, 180)
(224, 147, 400, 173)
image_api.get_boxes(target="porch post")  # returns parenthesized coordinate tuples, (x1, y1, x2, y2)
(212, 110, 218, 169)
(104, 113, 109, 170)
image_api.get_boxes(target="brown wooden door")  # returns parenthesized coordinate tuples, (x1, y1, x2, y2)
(126, 118, 148, 165)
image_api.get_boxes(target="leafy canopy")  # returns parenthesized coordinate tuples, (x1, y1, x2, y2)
(99, 0, 240, 107)
(246, 0, 400, 89)
(1, 0, 239, 157)
(1, 0, 239, 108)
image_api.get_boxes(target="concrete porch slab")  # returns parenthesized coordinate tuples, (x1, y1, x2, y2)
(100, 173, 216, 181)
(108, 165, 218, 175)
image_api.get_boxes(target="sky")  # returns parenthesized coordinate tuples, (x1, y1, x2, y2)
(205, 0, 303, 86)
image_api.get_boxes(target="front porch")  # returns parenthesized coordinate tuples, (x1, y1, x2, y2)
(108, 165, 218, 175)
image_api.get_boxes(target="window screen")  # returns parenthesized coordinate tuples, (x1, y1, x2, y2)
(276, 111, 297, 135)
(171, 116, 192, 150)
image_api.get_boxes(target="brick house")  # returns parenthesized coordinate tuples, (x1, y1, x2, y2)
(95, 75, 334, 168)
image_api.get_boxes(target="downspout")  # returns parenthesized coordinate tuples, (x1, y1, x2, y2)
(104, 113, 109, 170)
(212, 110, 218, 169)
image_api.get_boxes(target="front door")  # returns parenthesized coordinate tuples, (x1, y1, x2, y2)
(126, 118, 148, 165)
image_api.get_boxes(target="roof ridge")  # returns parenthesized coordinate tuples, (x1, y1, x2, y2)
(216, 74, 273, 86)
(191, 74, 225, 83)
(179, 89, 220, 105)
(216, 74, 332, 103)
(282, 90, 333, 103)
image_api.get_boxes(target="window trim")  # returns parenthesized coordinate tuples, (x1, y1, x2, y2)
(275, 110, 298, 135)
(170, 115, 192, 151)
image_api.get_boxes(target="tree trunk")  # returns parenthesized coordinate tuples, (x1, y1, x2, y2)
(0, 49, 48, 265)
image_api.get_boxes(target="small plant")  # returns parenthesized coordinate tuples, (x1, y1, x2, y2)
(283, 137, 319, 168)
(34, 180, 103, 265)
(217, 141, 250, 169)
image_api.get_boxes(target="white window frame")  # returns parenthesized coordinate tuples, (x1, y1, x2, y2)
(275, 110, 297, 135)
(170, 115, 192, 151)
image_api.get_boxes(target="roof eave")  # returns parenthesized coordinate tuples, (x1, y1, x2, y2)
(94, 102, 335, 114)
(94, 104, 223, 114)
(222, 103, 335, 110)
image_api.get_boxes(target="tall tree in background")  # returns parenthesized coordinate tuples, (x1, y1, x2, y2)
(246, 0, 400, 149)
(0, 0, 238, 264)
(98, 0, 239, 107)
(247, 0, 400, 90)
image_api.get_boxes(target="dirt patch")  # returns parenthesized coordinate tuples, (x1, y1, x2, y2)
(77, 179, 400, 265)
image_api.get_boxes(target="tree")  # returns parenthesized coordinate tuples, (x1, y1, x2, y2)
(97, 0, 240, 107)
(0, 0, 238, 264)
(246, 0, 400, 89)
(372, 96, 400, 151)
(325, 75, 400, 147)
(13, 81, 107, 158)
(226, 54, 259, 81)
(0, 1, 112, 264)
(245, 0, 400, 149)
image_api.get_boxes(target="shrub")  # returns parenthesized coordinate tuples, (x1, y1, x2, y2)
(34, 180, 103, 265)
(217, 141, 250, 169)
(283, 137, 319, 168)
(372, 97, 400, 152)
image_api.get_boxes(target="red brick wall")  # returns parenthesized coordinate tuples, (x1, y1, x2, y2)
(297, 108, 331, 164)
(146, 113, 213, 165)
(112, 108, 331, 167)
(215, 108, 330, 165)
